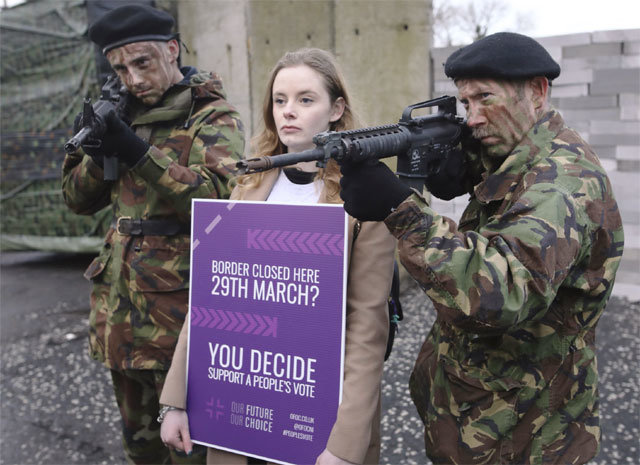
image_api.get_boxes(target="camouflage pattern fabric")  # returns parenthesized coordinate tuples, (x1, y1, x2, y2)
(61, 69, 245, 371)
(0, 1, 107, 253)
(1, 177, 110, 238)
(0, 130, 111, 252)
(0, 2, 176, 253)
(384, 110, 624, 464)
(110, 369, 207, 464)
(0, 1, 100, 134)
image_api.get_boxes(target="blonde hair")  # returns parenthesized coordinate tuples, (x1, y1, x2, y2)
(233, 48, 358, 203)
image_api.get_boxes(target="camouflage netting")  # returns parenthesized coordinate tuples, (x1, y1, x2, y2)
(1, 0, 107, 252)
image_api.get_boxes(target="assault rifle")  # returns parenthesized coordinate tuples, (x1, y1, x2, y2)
(236, 95, 465, 190)
(64, 74, 129, 181)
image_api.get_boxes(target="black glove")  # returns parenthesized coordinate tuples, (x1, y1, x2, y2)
(423, 147, 470, 201)
(73, 113, 104, 167)
(102, 111, 149, 167)
(424, 127, 483, 201)
(340, 161, 413, 221)
(74, 110, 148, 168)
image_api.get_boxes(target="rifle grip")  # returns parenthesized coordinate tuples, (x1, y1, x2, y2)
(103, 156, 118, 181)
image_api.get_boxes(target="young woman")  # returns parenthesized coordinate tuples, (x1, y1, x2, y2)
(159, 48, 396, 465)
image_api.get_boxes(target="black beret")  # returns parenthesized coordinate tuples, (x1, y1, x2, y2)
(88, 4, 176, 54)
(444, 32, 560, 81)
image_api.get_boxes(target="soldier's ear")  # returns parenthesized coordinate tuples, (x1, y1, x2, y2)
(166, 39, 180, 63)
(530, 76, 548, 109)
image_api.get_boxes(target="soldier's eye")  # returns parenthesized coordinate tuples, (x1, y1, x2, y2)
(134, 58, 150, 68)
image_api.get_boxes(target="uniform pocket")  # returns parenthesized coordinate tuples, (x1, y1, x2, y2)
(129, 235, 190, 293)
(84, 230, 114, 282)
(409, 337, 437, 424)
(126, 235, 191, 367)
(423, 359, 523, 464)
(84, 230, 115, 362)
(442, 359, 522, 427)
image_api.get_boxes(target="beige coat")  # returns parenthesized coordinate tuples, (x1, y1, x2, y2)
(160, 169, 396, 464)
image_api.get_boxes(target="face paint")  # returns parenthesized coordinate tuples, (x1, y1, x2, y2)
(107, 41, 182, 106)
(456, 78, 538, 158)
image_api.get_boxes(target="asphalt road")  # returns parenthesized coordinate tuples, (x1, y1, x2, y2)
(0, 251, 638, 465)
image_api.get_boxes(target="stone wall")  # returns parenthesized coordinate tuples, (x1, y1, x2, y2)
(431, 29, 640, 299)
(177, 0, 432, 140)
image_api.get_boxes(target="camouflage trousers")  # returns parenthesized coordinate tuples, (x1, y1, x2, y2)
(110, 369, 207, 465)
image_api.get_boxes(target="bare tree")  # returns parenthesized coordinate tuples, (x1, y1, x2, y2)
(432, 2, 459, 48)
(459, 0, 505, 41)
(433, 0, 536, 47)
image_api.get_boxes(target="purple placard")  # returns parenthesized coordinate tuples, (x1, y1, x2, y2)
(186, 199, 347, 465)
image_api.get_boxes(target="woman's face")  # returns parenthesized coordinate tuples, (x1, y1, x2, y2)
(272, 65, 344, 155)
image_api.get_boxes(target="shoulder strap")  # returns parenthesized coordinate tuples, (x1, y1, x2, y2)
(352, 220, 361, 243)
(385, 261, 403, 361)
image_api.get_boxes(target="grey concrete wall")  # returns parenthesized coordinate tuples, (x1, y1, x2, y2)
(431, 29, 640, 299)
(177, 1, 251, 133)
(177, 0, 432, 151)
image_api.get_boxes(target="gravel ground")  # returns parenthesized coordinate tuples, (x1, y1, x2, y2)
(0, 252, 638, 464)
(0, 320, 123, 464)
(0, 252, 125, 465)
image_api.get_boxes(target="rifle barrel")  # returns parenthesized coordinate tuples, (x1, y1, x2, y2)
(64, 126, 93, 153)
(236, 147, 325, 174)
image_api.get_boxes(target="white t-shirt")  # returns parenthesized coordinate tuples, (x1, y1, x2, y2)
(266, 169, 323, 205)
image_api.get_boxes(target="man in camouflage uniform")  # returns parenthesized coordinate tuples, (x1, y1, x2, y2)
(340, 32, 624, 464)
(61, 5, 245, 464)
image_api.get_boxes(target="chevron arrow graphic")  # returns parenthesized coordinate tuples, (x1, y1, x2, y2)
(286, 231, 301, 253)
(206, 308, 219, 328)
(316, 233, 331, 255)
(247, 229, 259, 249)
(296, 232, 311, 254)
(257, 229, 271, 250)
(191, 307, 279, 338)
(327, 234, 341, 255)
(225, 310, 239, 331)
(276, 231, 291, 252)
(266, 230, 281, 250)
(234, 312, 247, 332)
(216, 309, 230, 329)
(262, 316, 278, 337)
(244, 313, 257, 333)
(191, 306, 202, 326)
(307, 232, 321, 254)
(253, 314, 267, 335)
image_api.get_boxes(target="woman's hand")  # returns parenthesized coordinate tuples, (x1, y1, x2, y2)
(315, 448, 357, 465)
(160, 409, 193, 454)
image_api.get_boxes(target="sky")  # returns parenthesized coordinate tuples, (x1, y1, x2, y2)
(2, 0, 639, 38)
(527, 1, 640, 37)
(439, 0, 640, 40)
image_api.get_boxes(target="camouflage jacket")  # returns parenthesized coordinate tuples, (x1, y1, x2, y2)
(62, 68, 245, 371)
(385, 110, 624, 464)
